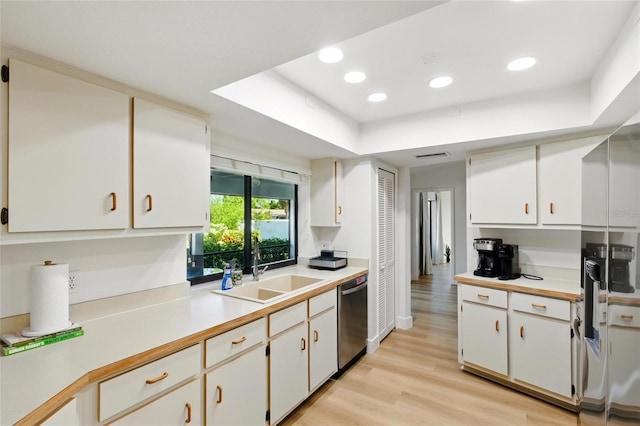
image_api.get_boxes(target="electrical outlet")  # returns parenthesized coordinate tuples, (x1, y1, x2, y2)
(69, 271, 80, 293)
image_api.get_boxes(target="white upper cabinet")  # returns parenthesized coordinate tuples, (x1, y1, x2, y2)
(310, 158, 343, 226)
(7, 59, 130, 232)
(539, 136, 603, 225)
(132, 98, 209, 229)
(469, 146, 537, 224)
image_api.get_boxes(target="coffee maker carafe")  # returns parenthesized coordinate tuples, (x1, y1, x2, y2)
(473, 238, 502, 278)
(609, 244, 635, 293)
(497, 244, 521, 280)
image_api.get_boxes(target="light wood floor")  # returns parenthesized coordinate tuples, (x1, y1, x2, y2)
(281, 263, 581, 425)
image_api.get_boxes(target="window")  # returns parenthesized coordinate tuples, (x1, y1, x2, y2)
(187, 170, 297, 284)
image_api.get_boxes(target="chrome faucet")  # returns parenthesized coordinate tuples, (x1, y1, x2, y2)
(253, 236, 268, 281)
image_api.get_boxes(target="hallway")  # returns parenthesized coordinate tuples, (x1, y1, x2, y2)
(281, 264, 579, 425)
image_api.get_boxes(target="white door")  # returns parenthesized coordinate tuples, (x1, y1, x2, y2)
(8, 59, 130, 232)
(205, 345, 267, 426)
(309, 308, 337, 392)
(269, 322, 308, 423)
(132, 98, 209, 229)
(378, 169, 395, 341)
(462, 302, 508, 376)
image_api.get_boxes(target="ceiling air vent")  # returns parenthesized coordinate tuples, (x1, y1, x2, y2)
(415, 152, 449, 159)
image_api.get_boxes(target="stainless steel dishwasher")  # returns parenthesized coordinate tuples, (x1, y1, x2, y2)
(337, 274, 368, 372)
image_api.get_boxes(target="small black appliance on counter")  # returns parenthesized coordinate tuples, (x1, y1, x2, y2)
(473, 238, 502, 278)
(609, 244, 635, 293)
(309, 250, 348, 271)
(497, 244, 521, 280)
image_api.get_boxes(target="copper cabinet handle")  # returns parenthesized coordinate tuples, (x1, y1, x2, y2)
(520, 326, 524, 338)
(146, 194, 153, 212)
(185, 403, 192, 423)
(549, 202, 554, 214)
(301, 337, 306, 351)
(110, 192, 117, 211)
(525, 203, 529, 214)
(477, 294, 489, 300)
(314, 330, 319, 342)
(216, 385, 223, 404)
(531, 303, 547, 310)
(338, 206, 342, 214)
(145, 372, 168, 384)
(495, 320, 499, 332)
(232, 336, 247, 345)
(621, 315, 634, 321)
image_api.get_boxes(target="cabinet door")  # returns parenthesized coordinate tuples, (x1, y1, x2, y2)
(8, 59, 130, 232)
(309, 308, 337, 392)
(510, 312, 572, 398)
(462, 302, 508, 376)
(469, 146, 536, 224)
(310, 158, 342, 227)
(205, 345, 267, 426)
(132, 98, 209, 229)
(111, 379, 200, 425)
(539, 139, 598, 225)
(42, 398, 80, 426)
(269, 322, 308, 423)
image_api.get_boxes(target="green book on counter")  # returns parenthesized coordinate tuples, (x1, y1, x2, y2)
(1, 328, 84, 356)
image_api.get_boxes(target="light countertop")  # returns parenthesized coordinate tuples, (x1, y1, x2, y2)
(0, 265, 367, 425)
(454, 272, 582, 301)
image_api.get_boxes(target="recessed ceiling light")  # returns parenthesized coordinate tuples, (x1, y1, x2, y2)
(429, 76, 453, 88)
(507, 56, 536, 71)
(367, 92, 387, 103)
(344, 71, 366, 84)
(318, 47, 344, 64)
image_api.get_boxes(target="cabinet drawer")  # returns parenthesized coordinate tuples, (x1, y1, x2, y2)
(99, 345, 200, 421)
(609, 305, 640, 328)
(511, 292, 570, 321)
(461, 285, 507, 309)
(206, 318, 266, 368)
(269, 301, 306, 336)
(309, 289, 336, 317)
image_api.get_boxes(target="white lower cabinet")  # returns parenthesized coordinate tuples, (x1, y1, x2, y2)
(462, 302, 508, 376)
(205, 345, 267, 425)
(110, 379, 201, 425)
(608, 305, 640, 411)
(510, 311, 572, 397)
(309, 293, 338, 392)
(269, 321, 309, 424)
(42, 398, 80, 426)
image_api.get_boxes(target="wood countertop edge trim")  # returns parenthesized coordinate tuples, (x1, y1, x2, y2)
(454, 275, 582, 302)
(607, 296, 640, 307)
(15, 269, 368, 425)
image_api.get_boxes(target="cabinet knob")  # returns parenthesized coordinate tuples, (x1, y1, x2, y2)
(531, 303, 547, 310)
(338, 206, 342, 215)
(549, 202, 554, 214)
(621, 315, 634, 321)
(525, 203, 529, 214)
(231, 336, 247, 345)
(495, 320, 499, 332)
(477, 294, 489, 300)
(301, 337, 307, 351)
(216, 385, 223, 404)
(314, 330, 319, 342)
(110, 192, 117, 211)
(520, 326, 524, 338)
(185, 402, 192, 423)
(146, 194, 153, 212)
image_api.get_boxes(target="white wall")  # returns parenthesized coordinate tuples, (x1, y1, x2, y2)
(411, 161, 467, 278)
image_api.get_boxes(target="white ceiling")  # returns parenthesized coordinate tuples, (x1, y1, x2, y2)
(1, 1, 638, 170)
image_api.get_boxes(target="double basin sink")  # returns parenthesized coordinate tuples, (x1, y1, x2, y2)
(212, 274, 326, 303)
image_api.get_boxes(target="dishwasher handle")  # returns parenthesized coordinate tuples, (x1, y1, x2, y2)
(341, 282, 368, 296)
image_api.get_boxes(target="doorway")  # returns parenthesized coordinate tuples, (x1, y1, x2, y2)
(413, 189, 454, 283)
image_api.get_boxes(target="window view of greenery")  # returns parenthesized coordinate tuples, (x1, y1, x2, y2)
(187, 170, 297, 283)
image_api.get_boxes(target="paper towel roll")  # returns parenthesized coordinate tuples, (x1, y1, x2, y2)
(23, 261, 72, 337)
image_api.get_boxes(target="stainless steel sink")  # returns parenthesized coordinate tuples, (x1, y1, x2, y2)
(212, 274, 325, 303)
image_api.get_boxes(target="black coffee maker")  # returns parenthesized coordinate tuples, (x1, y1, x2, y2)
(609, 244, 635, 293)
(497, 244, 521, 280)
(473, 238, 502, 278)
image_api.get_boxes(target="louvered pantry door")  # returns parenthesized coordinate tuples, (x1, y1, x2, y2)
(378, 168, 395, 341)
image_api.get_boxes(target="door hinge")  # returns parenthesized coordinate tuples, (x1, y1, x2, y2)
(469, 213, 472, 221)
(266, 410, 270, 422)
(266, 345, 270, 357)
(570, 328, 575, 339)
(461, 348, 463, 356)
(571, 384, 575, 396)
(1, 65, 9, 83)
(1, 208, 8, 225)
